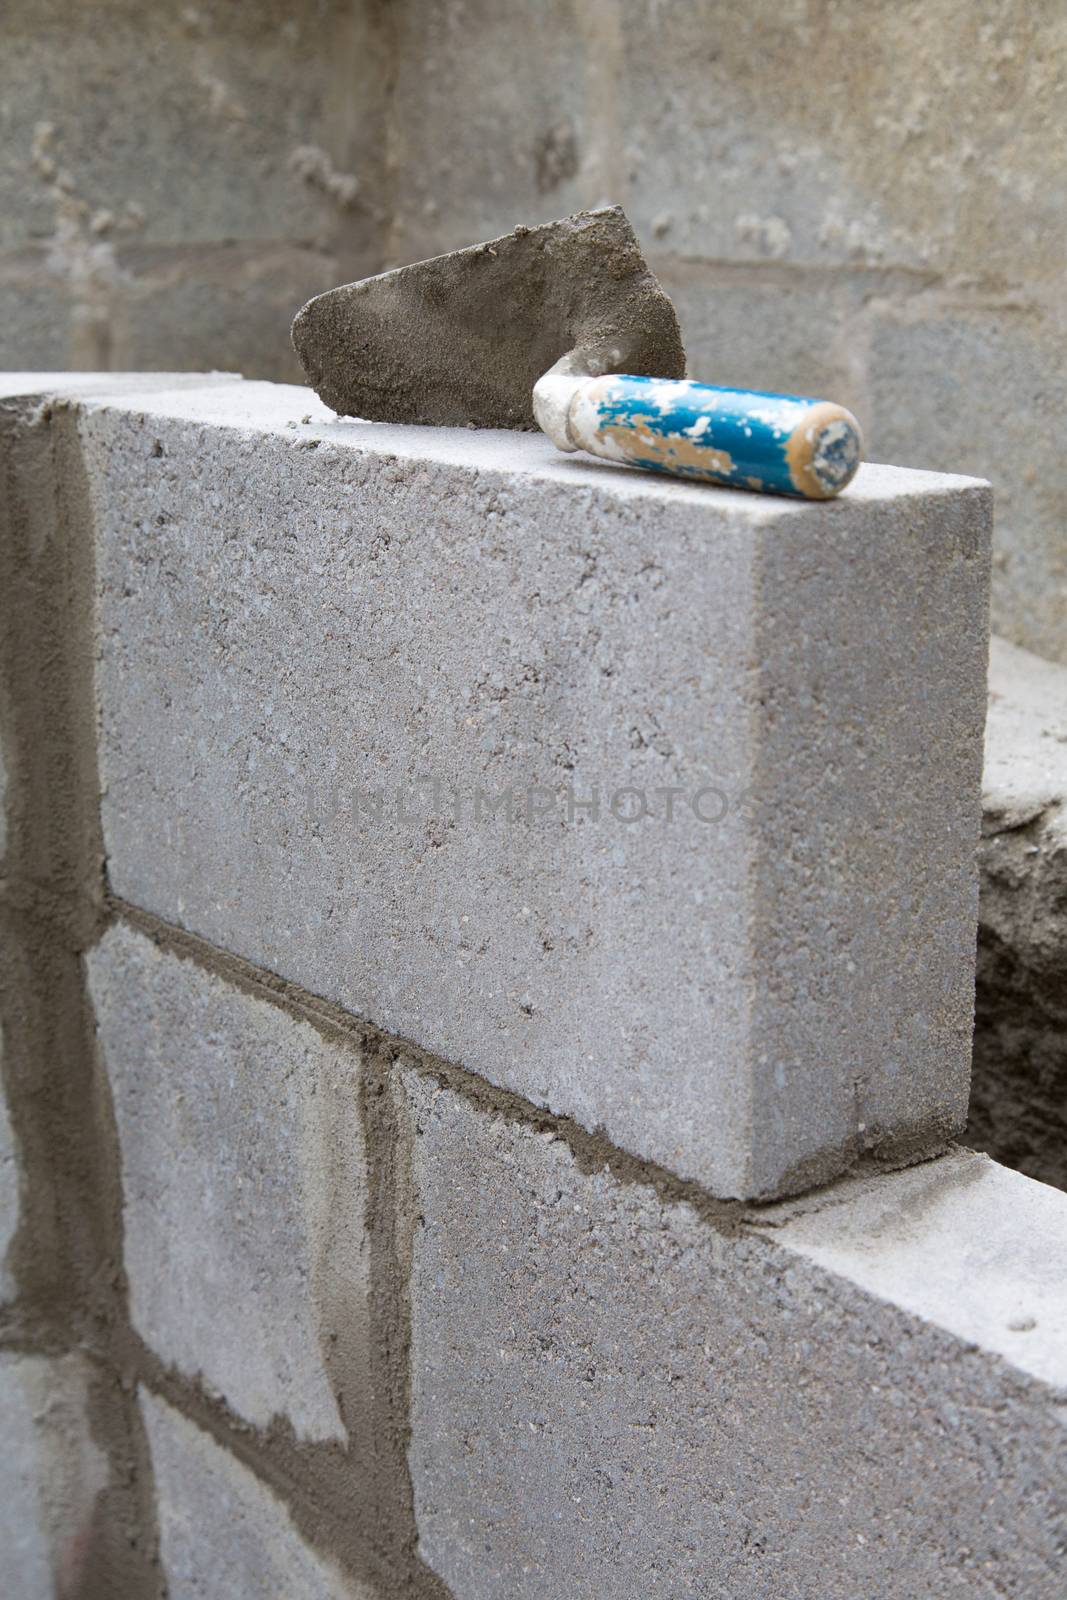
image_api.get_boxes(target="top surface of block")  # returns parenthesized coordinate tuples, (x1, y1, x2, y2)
(768, 1150, 1067, 1390)
(0, 372, 242, 404)
(64, 374, 987, 511)
(10, 374, 992, 1198)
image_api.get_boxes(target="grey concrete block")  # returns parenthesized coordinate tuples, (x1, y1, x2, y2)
(87, 921, 370, 1442)
(386, 0, 591, 265)
(0, 717, 7, 862)
(0, 257, 71, 370)
(403, 1071, 1067, 1600)
(0, 1352, 109, 1600)
(372, 0, 1067, 672)
(657, 261, 863, 415)
(386, 0, 1067, 283)
(0, 370, 241, 402)
(970, 638, 1067, 1186)
(111, 243, 343, 383)
(0, 240, 337, 379)
(81, 377, 990, 1197)
(1, 0, 388, 255)
(611, 1, 1067, 283)
(867, 303, 1067, 665)
(0, 373, 242, 914)
(140, 1389, 373, 1599)
(0, 1, 388, 374)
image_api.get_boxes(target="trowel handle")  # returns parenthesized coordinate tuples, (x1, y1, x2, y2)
(532, 372, 863, 499)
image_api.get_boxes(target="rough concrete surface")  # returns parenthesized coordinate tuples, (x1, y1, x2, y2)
(867, 303, 1067, 669)
(75, 378, 992, 1197)
(763, 1147, 1067, 1390)
(0, 1352, 110, 1600)
(382, 0, 1067, 664)
(403, 1072, 1067, 1600)
(0, 722, 7, 861)
(0, 375, 238, 1341)
(1, 0, 390, 377)
(0, 372, 239, 886)
(386, 0, 1067, 285)
(88, 920, 371, 1443)
(140, 1389, 375, 1600)
(970, 637, 1067, 1187)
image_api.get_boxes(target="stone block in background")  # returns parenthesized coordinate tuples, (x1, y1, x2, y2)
(970, 638, 1067, 1187)
(87, 920, 370, 1442)
(111, 242, 336, 384)
(140, 1390, 374, 1600)
(613, 1, 1067, 284)
(79, 377, 991, 1198)
(386, 0, 1067, 285)
(402, 1072, 1067, 1600)
(655, 262, 863, 417)
(0, 1352, 109, 1600)
(386, 0, 591, 264)
(868, 305, 1067, 667)
(1, 0, 390, 374)
(0, 705, 7, 861)
(0, 262, 72, 371)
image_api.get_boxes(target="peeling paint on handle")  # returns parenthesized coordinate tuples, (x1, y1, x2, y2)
(538, 373, 864, 498)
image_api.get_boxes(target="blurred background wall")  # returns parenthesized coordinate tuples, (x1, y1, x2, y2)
(3, 0, 1064, 661)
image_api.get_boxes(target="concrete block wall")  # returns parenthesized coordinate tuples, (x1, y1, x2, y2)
(2, 372, 1066, 1595)
(405, 1085, 1067, 1599)
(5, 1, 1066, 664)
(2, 0, 390, 380)
(82, 379, 992, 1197)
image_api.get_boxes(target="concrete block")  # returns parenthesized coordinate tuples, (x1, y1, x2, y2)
(386, 1, 1067, 284)
(612, 1, 1067, 283)
(867, 303, 1067, 665)
(0, 715, 7, 861)
(0, 240, 335, 379)
(0, 1352, 109, 1600)
(0, 373, 241, 916)
(1, 1, 389, 374)
(0, 370, 241, 403)
(111, 242, 341, 383)
(82, 377, 991, 1197)
(87, 921, 370, 1441)
(403, 1071, 1067, 1600)
(0, 258, 71, 371)
(656, 260, 862, 416)
(140, 1389, 372, 1599)
(970, 638, 1067, 1187)
(386, 0, 591, 265)
(1, 0, 388, 255)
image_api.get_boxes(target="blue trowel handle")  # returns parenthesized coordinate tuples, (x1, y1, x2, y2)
(532, 371, 863, 499)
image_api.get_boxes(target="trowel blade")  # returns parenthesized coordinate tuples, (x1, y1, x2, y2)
(291, 206, 685, 429)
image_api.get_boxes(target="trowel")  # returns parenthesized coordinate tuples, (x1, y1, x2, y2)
(292, 207, 862, 500)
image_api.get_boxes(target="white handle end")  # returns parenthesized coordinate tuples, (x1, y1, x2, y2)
(532, 370, 586, 453)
